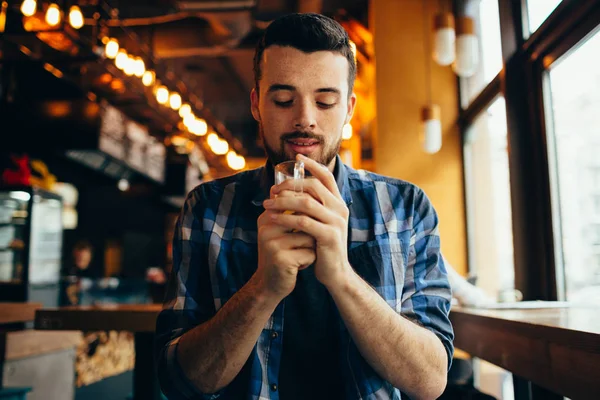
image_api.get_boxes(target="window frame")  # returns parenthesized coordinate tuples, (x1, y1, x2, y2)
(457, 0, 600, 303)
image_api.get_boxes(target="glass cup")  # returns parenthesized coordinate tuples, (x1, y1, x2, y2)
(274, 160, 312, 192)
(497, 288, 523, 303)
(273, 161, 314, 225)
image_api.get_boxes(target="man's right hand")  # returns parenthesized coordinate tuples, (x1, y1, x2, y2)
(255, 206, 316, 300)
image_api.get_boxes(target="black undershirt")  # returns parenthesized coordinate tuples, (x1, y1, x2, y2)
(278, 265, 344, 399)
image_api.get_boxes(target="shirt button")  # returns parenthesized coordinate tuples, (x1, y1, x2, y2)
(270, 383, 278, 392)
(270, 331, 278, 340)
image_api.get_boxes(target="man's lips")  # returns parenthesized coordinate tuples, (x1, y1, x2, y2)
(284, 138, 320, 146)
(284, 139, 321, 155)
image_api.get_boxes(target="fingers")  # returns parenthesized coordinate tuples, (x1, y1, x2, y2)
(258, 210, 287, 237)
(296, 154, 341, 198)
(263, 193, 338, 224)
(280, 232, 316, 249)
(271, 178, 344, 212)
(270, 212, 336, 244)
(278, 248, 316, 269)
(258, 211, 316, 248)
(263, 231, 315, 251)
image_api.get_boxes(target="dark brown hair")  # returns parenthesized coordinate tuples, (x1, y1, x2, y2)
(253, 13, 356, 97)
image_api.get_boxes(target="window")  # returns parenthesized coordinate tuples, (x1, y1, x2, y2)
(464, 96, 514, 297)
(459, 0, 503, 106)
(545, 29, 600, 304)
(590, 168, 600, 189)
(526, 0, 563, 34)
(591, 195, 600, 217)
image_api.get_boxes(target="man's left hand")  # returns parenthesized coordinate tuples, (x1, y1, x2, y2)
(263, 154, 352, 289)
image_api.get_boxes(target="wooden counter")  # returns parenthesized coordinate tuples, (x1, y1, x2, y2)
(450, 306, 600, 399)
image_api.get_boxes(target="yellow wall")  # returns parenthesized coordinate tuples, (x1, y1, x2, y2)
(371, 0, 467, 274)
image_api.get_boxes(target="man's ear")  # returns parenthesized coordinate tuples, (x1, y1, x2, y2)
(344, 92, 357, 125)
(250, 88, 260, 122)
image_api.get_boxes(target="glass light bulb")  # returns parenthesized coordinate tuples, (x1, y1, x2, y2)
(434, 28, 456, 66)
(21, 0, 36, 17)
(142, 70, 155, 86)
(227, 151, 245, 170)
(115, 50, 127, 70)
(124, 55, 136, 76)
(169, 93, 182, 110)
(207, 133, 219, 147)
(156, 86, 169, 104)
(453, 34, 479, 77)
(213, 139, 229, 155)
(68, 5, 83, 29)
(134, 57, 145, 78)
(192, 118, 207, 136)
(45, 3, 61, 26)
(179, 103, 191, 118)
(105, 38, 119, 59)
(422, 119, 442, 154)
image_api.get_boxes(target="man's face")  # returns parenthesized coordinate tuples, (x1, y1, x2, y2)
(251, 46, 356, 170)
(74, 248, 91, 269)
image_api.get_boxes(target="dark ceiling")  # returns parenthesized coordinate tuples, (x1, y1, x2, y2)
(111, 0, 369, 158)
(1, 0, 368, 165)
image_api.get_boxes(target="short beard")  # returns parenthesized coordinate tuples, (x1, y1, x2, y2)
(258, 121, 342, 167)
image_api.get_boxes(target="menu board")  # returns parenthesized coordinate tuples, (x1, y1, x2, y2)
(99, 103, 127, 160)
(126, 120, 149, 172)
(98, 102, 165, 184)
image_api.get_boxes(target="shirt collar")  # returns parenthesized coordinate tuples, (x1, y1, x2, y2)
(251, 154, 353, 207)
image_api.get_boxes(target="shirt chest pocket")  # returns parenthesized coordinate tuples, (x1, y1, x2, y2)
(347, 240, 407, 311)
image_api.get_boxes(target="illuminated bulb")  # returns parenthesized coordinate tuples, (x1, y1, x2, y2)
(20, 0, 36, 17)
(169, 92, 182, 110)
(183, 113, 196, 128)
(115, 49, 127, 70)
(133, 57, 145, 77)
(342, 123, 353, 140)
(156, 86, 169, 105)
(236, 155, 246, 170)
(227, 151, 246, 170)
(45, 3, 61, 26)
(178, 103, 191, 118)
(207, 133, 219, 147)
(453, 16, 479, 77)
(226, 151, 237, 167)
(212, 139, 229, 155)
(433, 13, 455, 66)
(105, 38, 119, 59)
(190, 118, 207, 136)
(123, 55, 136, 76)
(198, 120, 208, 136)
(68, 5, 83, 29)
(421, 105, 442, 154)
(142, 70, 155, 86)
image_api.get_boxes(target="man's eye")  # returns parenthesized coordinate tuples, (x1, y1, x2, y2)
(318, 102, 335, 109)
(274, 100, 293, 107)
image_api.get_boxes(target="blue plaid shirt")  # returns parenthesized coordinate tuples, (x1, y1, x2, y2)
(156, 156, 454, 400)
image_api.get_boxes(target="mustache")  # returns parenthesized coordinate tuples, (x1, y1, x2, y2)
(280, 131, 324, 142)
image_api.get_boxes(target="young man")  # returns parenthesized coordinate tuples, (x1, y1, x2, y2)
(156, 13, 453, 400)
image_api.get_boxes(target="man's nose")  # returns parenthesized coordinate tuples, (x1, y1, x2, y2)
(293, 99, 317, 130)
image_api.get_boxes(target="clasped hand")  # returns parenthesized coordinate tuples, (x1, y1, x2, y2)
(255, 155, 351, 300)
